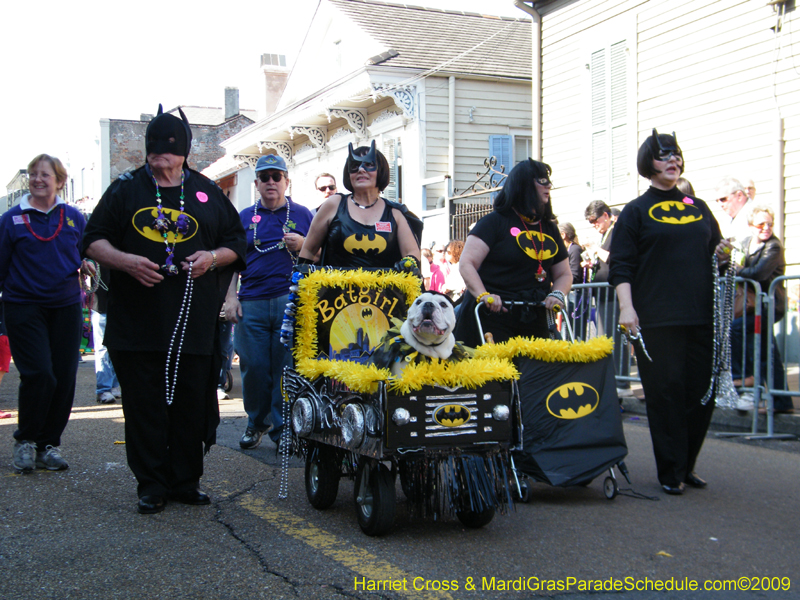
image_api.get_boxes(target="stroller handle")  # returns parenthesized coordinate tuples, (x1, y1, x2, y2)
(474, 299, 573, 344)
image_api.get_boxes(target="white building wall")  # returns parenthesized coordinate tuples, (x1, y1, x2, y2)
(539, 0, 800, 270)
(425, 76, 533, 203)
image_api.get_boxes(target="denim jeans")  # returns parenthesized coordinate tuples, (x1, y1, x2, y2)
(730, 314, 791, 411)
(92, 311, 119, 394)
(234, 295, 291, 442)
(218, 320, 234, 387)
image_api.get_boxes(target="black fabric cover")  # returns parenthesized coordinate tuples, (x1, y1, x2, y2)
(514, 355, 627, 487)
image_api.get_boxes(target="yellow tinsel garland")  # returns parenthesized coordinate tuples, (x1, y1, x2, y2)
(290, 269, 609, 393)
(296, 356, 519, 394)
(473, 335, 613, 363)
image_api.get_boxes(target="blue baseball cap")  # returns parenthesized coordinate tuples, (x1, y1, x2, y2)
(255, 154, 288, 173)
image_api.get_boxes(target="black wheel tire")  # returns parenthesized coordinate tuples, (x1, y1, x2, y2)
(603, 476, 618, 500)
(354, 459, 396, 536)
(222, 370, 233, 393)
(457, 506, 496, 529)
(517, 478, 533, 503)
(305, 447, 340, 510)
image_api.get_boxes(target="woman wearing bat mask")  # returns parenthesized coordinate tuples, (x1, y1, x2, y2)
(298, 141, 421, 269)
(454, 158, 571, 346)
(610, 130, 723, 495)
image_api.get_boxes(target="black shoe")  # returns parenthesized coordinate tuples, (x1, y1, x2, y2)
(661, 483, 685, 495)
(170, 489, 211, 505)
(138, 495, 167, 514)
(684, 472, 707, 488)
(239, 428, 263, 449)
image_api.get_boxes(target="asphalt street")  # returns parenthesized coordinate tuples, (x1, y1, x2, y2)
(1, 358, 799, 600)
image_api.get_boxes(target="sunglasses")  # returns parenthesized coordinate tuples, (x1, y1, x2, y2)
(716, 195, 731, 204)
(657, 150, 682, 161)
(753, 222, 773, 230)
(258, 171, 284, 183)
(347, 161, 377, 173)
(317, 185, 336, 192)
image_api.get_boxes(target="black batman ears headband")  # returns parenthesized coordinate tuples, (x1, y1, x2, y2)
(348, 139, 377, 164)
(651, 128, 678, 151)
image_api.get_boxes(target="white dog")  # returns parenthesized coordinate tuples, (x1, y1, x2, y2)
(370, 291, 465, 375)
(401, 292, 457, 360)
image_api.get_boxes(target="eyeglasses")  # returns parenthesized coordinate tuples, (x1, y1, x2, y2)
(657, 150, 682, 162)
(317, 185, 336, 192)
(258, 171, 284, 183)
(535, 178, 552, 187)
(753, 222, 773, 230)
(347, 161, 377, 173)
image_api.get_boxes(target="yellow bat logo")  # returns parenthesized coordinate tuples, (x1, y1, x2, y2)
(133, 207, 199, 243)
(343, 233, 387, 255)
(433, 403, 471, 427)
(516, 230, 558, 261)
(361, 306, 374, 320)
(545, 382, 599, 420)
(648, 201, 703, 225)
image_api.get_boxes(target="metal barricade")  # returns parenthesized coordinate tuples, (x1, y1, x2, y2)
(565, 282, 636, 390)
(567, 278, 796, 441)
(763, 275, 798, 439)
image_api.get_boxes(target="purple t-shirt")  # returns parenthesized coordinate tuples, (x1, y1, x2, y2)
(238, 197, 313, 300)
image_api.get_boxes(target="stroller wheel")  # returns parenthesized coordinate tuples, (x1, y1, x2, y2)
(222, 370, 233, 392)
(603, 476, 618, 500)
(515, 476, 533, 503)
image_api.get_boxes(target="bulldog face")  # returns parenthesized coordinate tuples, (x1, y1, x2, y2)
(402, 292, 457, 359)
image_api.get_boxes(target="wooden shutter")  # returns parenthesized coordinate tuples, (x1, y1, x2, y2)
(590, 39, 630, 202)
(489, 134, 512, 192)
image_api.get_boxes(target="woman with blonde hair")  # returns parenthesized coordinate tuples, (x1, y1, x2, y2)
(0, 154, 94, 473)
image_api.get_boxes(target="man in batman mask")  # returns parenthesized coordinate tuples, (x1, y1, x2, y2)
(84, 105, 246, 515)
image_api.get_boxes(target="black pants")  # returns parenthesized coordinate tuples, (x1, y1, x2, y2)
(4, 302, 82, 448)
(109, 350, 215, 498)
(635, 325, 715, 487)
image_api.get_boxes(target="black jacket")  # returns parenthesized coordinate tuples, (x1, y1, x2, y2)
(738, 235, 786, 322)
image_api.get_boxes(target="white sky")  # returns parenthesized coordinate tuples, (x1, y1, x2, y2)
(0, 0, 523, 191)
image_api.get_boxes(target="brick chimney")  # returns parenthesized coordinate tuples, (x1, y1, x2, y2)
(261, 53, 290, 117)
(224, 87, 239, 121)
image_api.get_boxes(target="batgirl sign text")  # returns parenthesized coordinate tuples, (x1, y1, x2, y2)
(315, 285, 406, 363)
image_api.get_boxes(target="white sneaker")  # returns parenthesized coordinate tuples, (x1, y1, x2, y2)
(12, 441, 37, 473)
(97, 391, 116, 404)
(111, 386, 122, 399)
(35, 445, 69, 471)
(216, 388, 229, 401)
(736, 393, 755, 411)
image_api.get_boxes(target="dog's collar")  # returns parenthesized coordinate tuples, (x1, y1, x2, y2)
(416, 337, 448, 348)
(391, 334, 446, 349)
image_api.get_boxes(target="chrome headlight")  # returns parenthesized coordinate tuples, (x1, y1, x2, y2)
(492, 405, 510, 421)
(341, 403, 365, 449)
(392, 407, 411, 426)
(291, 397, 315, 437)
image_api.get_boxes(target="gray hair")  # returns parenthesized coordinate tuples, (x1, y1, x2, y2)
(715, 176, 746, 198)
